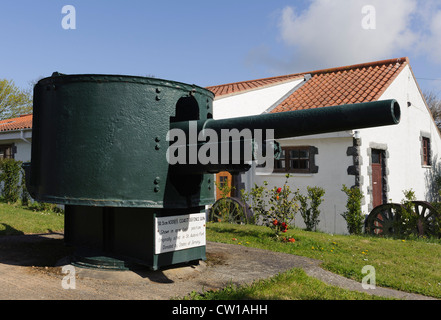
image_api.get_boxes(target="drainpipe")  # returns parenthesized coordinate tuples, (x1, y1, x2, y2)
(20, 130, 31, 144)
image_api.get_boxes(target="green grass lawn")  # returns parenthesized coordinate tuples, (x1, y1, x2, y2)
(206, 222, 441, 299)
(0, 202, 64, 235)
(186, 267, 390, 300)
(0, 201, 439, 300)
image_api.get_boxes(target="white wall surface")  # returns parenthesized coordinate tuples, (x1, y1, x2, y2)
(213, 79, 304, 120)
(14, 140, 32, 162)
(249, 134, 355, 234)
(359, 65, 441, 212)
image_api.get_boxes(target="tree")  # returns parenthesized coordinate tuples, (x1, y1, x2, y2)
(424, 90, 441, 131)
(0, 79, 32, 120)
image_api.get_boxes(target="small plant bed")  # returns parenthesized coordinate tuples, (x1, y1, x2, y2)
(207, 222, 441, 299)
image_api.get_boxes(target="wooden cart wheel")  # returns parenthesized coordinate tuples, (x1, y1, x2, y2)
(209, 197, 250, 224)
(409, 201, 440, 237)
(365, 203, 403, 236)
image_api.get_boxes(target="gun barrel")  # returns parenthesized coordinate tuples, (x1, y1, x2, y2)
(197, 99, 400, 139)
(168, 100, 400, 175)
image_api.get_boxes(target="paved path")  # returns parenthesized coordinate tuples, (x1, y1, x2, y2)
(0, 233, 435, 300)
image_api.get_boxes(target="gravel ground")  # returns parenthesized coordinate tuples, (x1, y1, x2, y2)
(0, 233, 435, 300)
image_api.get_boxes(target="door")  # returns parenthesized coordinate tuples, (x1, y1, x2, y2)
(371, 149, 384, 208)
(216, 171, 232, 200)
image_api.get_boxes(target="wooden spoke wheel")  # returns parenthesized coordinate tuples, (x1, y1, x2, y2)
(365, 203, 403, 236)
(409, 201, 440, 237)
(209, 197, 250, 224)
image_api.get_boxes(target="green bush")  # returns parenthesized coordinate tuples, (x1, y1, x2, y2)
(26, 201, 64, 214)
(341, 185, 365, 235)
(20, 167, 30, 206)
(297, 186, 325, 231)
(241, 181, 268, 224)
(397, 189, 418, 236)
(0, 158, 22, 203)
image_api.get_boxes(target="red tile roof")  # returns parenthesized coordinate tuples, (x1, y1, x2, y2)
(272, 57, 408, 113)
(0, 114, 33, 132)
(206, 73, 305, 98)
(207, 57, 409, 113)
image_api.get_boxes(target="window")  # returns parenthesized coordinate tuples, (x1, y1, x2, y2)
(219, 176, 228, 189)
(422, 137, 431, 166)
(274, 146, 318, 173)
(0, 145, 14, 160)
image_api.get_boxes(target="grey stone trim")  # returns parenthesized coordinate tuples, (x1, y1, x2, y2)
(309, 146, 319, 174)
(347, 136, 365, 205)
(347, 137, 362, 188)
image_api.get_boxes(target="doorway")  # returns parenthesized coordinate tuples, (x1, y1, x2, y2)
(371, 149, 385, 208)
(216, 171, 232, 200)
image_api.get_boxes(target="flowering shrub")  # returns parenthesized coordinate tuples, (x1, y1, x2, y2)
(242, 174, 326, 241)
(280, 236, 296, 243)
(272, 219, 288, 234)
(265, 174, 298, 238)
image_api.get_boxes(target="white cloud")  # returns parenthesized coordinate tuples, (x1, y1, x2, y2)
(278, 0, 418, 69)
(247, 0, 441, 74)
(419, 9, 441, 63)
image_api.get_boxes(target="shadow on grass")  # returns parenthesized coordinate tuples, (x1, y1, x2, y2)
(0, 223, 25, 236)
(0, 233, 73, 268)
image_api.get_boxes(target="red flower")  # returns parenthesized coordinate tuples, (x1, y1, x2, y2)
(281, 222, 287, 228)
(276, 187, 282, 193)
(288, 238, 296, 243)
(272, 219, 279, 226)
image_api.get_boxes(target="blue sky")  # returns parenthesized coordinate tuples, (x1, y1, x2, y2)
(1, 0, 441, 96)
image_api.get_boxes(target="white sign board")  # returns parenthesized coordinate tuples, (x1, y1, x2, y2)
(154, 213, 206, 254)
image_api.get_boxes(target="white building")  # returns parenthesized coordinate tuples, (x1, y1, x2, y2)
(0, 114, 32, 162)
(207, 57, 441, 234)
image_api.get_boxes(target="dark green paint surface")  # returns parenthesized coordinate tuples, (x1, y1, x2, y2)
(29, 74, 215, 208)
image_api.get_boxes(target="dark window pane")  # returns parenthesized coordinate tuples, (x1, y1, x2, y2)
(289, 150, 299, 159)
(372, 150, 381, 164)
(299, 160, 309, 169)
(423, 137, 431, 166)
(291, 160, 298, 169)
(274, 146, 315, 173)
(299, 150, 309, 159)
(275, 159, 285, 169)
